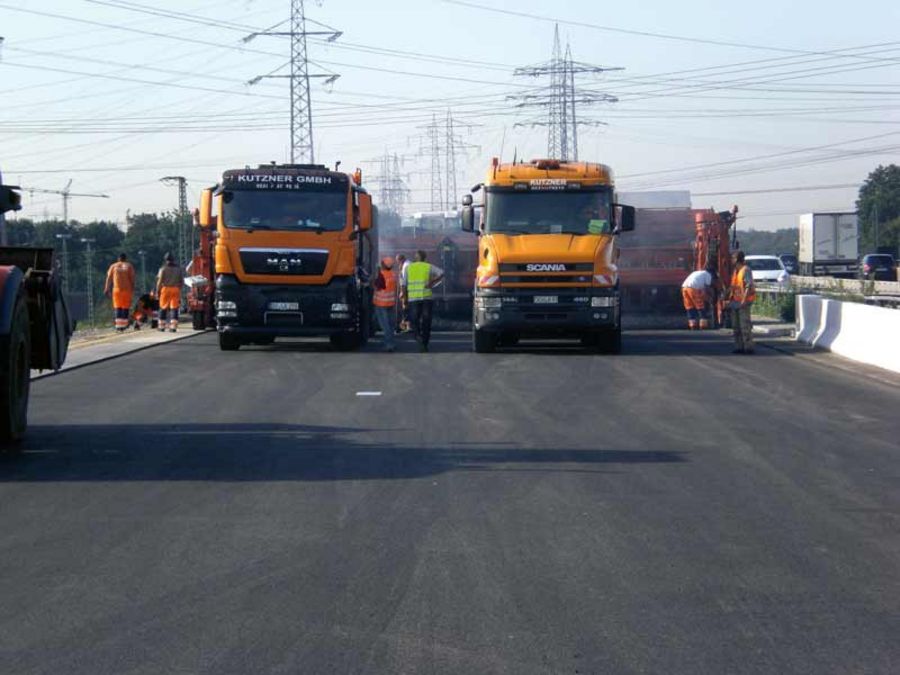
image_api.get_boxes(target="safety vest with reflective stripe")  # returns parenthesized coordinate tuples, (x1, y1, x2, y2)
(374, 270, 397, 307)
(730, 265, 756, 304)
(406, 262, 432, 301)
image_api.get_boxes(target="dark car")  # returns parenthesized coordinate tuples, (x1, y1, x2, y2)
(778, 253, 799, 275)
(860, 254, 897, 281)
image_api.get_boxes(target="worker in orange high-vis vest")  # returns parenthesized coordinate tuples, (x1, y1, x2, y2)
(728, 250, 756, 354)
(156, 252, 185, 333)
(104, 252, 136, 332)
(373, 257, 398, 352)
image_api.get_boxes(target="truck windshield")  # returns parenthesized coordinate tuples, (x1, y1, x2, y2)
(221, 190, 347, 232)
(485, 190, 612, 235)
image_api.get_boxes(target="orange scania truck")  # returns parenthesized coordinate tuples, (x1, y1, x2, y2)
(461, 158, 635, 353)
(196, 163, 376, 351)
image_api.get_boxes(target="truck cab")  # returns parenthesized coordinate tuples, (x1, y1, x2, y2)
(198, 164, 376, 351)
(461, 159, 635, 353)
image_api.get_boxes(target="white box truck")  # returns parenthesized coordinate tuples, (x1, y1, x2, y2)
(798, 212, 858, 277)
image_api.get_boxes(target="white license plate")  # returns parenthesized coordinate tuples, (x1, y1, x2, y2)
(534, 296, 558, 304)
(268, 302, 299, 311)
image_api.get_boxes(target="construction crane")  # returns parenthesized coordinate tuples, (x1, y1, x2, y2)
(24, 179, 110, 223)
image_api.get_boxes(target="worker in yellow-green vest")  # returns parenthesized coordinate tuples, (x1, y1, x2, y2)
(400, 249, 443, 352)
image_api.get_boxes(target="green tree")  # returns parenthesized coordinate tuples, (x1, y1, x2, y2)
(735, 228, 799, 256)
(856, 164, 900, 254)
(122, 212, 180, 290)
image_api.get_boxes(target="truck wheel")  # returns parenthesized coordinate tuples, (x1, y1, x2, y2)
(218, 332, 241, 351)
(600, 327, 622, 354)
(0, 294, 31, 444)
(330, 332, 362, 351)
(499, 332, 519, 347)
(473, 328, 497, 353)
(192, 311, 206, 331)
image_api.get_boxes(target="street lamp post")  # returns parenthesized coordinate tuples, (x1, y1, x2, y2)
(80, 238, 96, 326)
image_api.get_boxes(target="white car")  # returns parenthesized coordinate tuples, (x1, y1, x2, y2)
(745, 255, 790, 285)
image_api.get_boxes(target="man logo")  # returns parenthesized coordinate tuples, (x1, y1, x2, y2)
(267, 257, 302, 272)
(526, 263, 567, 272)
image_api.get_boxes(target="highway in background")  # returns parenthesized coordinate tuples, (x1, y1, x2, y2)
(1, 330, 899, 674)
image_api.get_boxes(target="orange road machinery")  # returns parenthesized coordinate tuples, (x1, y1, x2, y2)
(461, 158, 636, 353)
(617, 207, 696, 315)
(186, 206, 217, 331)
(378, 210, 478, 317)
(196, 164, 377, 351)
(0, 178, 74, 441)
(693, 206, 739, 328)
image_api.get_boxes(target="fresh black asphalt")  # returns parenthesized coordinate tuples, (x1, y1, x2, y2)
(1, 330, 899, 674)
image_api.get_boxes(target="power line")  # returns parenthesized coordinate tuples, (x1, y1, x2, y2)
(692, 183, 861, 196)
(440, 0, 900, 60)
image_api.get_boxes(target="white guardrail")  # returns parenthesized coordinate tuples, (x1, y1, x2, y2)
(788, 275, 900, 296)
(796, 294, 900, 374)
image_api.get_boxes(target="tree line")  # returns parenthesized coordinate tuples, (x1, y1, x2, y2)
(5, 212, 186, 300)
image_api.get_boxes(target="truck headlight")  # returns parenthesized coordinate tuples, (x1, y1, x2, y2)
(591, 296, 617, 307)
(217, 300, 237, 310)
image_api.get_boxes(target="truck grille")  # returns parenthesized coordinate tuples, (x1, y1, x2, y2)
(239, 248, 329, 276)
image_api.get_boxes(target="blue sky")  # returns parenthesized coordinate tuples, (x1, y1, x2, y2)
(1, 0, 898, 229)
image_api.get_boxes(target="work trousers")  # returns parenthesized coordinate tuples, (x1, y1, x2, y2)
(409, 299, 433, 348)
(681, 288, 708, 329)
(731, 304, 754, 352)
(374, 306, 396, 350)
(112, 289, 133, 329)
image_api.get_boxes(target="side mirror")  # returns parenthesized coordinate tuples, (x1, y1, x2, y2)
(358, 192, 373, 231)
(198, 188, 214, 227)
(461, 194, 473, 207)
(461, 205, 475, 233)
(616, 204, 636, 233)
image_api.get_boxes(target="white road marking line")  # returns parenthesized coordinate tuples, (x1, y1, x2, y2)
(356, 391, 382, 397)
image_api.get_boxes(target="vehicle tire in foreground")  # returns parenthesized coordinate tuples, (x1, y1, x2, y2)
(473, 328, 497, 353)
(218, 332, 241, 351)
(583, 327, 621, 354)
(0, 293, 31, 444)
(330, 332, 363, 351)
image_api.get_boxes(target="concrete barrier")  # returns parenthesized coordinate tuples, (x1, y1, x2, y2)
(796, 294, 900, 374)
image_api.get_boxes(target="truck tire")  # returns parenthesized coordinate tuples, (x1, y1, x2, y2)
(330, 332, 362, 351)
(473, 328, 497, 353)
(0, 294, 31, 444)
(600, 327, 622, 354)
(192, 311, 206, 331)
(218, 332, 241, 351)
(583, 327, 621, 354)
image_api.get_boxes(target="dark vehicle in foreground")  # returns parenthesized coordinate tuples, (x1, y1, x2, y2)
(860, 254, 897, 281)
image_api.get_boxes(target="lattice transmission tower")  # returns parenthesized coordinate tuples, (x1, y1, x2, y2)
(511, 25, 621, 161)
(244, 1, 341, 163)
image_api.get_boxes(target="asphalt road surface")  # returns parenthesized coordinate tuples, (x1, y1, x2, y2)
(2, 330, 899, 674)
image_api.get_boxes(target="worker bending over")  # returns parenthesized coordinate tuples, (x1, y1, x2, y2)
(104, 252, 136, 332)
(373, 257, 398, 352)
(681, 268, 713, 330)
(400, 250, 443, 352)
(131, 291, 159, 330)
(729, 250, 756, 354)
(156, 252, 184, 333)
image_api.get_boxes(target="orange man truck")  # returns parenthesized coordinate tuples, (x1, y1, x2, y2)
(461, 158, 635, 353)
(196, 163, 376, 351)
